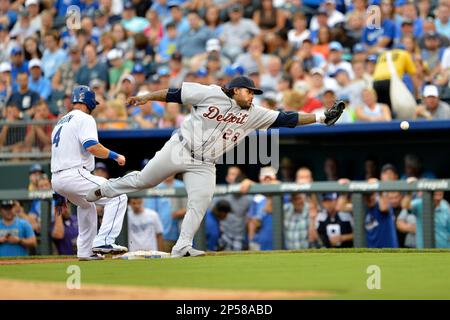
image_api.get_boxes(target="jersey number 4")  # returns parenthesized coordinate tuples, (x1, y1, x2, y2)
(52, 126, 63, 147)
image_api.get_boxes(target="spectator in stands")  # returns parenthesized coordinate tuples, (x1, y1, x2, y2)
(93, 162, 109, 179)
(221, 3, 260, 61)
(156, 22, 178, 63)
(247, 166, 279, 251)
(9, 10, 38, 43)
(322, 158, 339, 181)
(28, 163, 43, 191)
(311, 26, 331, 60)
(27, 59, 51, 101)
(107, 48, 134, 93)
(364, 192, 399, 248)
(0, 103, 26, 152)
(76, 43, 109, 87)
(127, 197, 164, 252)
(0, 23, 17, 63)
(204, 5, 224, 38)
(177, 10, 214, 60)
(23, 36, 42, 61)
(416, 85, 450, 120)
(260, 56, 283, 92)
(165, 1, 189, 34)
(325, 41, 354, 79)
(150, 0, 170, 22)
(143, 9, 164, 45)
(112, 22, 134, 55)
(28, 173, 51, 221)
(386, 191, 408, 248)
(401, 154, 436, 180)
(24, 100, 55, 152)
(372, 47, 418, 110)
(235, 38, 269, 76)
(0, 61, 12, 108)
(121, 1, 149, 34)
(380, 163, 399, 181)
(214, 167, 251, 251)
(396, 211, 417, 248)
(402, 191, 450, 248)
(253, 0, 286, 40)
(8, 72, 40, 116)
(361, 2, 396, 53)
(51, 201, 78, 255)
(435, 3, 450, 37)
(93, 9, 111, 39)
(41, 31, 67, 80)
(0, 200, 36, 257)
(288, 12, 310, 49)
(159, 102, 185, 128)
(421, 32, 446, 79)
(205, 199, 231, 251)
(284, 192, 317, 249)
(294, 38, 326, 73)
(312, 192, 353, 248)
(10, 46, 29, 87)
(144, 173, 186, 252)
(355, 88, 392, 122)
(51, 44, 82, 113)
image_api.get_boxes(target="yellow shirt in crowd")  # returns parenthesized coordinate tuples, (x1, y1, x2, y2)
(373, 49, 417, 81)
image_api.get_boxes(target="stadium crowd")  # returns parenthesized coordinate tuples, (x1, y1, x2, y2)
(1, 0, 450, 153)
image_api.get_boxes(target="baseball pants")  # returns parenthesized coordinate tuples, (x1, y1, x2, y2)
(51, 168, 128, 258)
(100, 133, 216, 253)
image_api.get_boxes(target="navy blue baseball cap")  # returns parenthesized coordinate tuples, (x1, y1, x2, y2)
(322, 192, 338, 201)
(0, 200, 14, 208)
(131, 63, 145, 74)
(227, 76, 263, 95)
(11, 46, 23, 55)
(29, 163, 43, 173)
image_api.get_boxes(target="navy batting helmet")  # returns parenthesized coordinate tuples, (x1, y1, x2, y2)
(71, 85, 99, 111)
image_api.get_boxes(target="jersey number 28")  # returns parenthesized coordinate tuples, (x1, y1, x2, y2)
(52, 126, 63, 147)
(222, 129, 240, 143)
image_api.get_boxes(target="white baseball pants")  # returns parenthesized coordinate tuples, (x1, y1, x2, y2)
(51, 167, 128, 258)
(99, 133, 216, 253)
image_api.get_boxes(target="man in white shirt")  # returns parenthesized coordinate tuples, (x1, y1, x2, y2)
(128, 197, 164, 252)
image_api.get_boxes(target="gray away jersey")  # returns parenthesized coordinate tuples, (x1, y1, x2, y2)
(178, 82, 279, 161)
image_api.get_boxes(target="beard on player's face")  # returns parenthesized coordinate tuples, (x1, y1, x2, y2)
(234, 88, 254, 109)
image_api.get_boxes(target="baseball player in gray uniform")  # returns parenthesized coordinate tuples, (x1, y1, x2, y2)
(86, 76, 344, 257)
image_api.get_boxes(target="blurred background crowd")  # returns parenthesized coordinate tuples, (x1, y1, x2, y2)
(1, 0, 450, 154)
(1, 0, 450, 256)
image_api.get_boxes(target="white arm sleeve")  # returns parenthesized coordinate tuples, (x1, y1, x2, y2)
(181, 82, 215, 105)
(77, 115, 99, 145)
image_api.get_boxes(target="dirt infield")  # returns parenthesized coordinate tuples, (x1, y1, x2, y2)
(0, 279, 330, 300)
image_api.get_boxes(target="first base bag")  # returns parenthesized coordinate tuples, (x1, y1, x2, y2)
(386, 51, 416, 120)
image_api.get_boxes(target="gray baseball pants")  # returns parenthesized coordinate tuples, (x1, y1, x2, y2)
(100, 133, 216, 253)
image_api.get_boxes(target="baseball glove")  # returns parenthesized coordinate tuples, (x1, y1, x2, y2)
(324, 100, 346, 126)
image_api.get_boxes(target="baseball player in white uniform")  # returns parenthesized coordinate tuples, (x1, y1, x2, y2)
(51, 85, 128, 261)
(86, 76, 345, 257)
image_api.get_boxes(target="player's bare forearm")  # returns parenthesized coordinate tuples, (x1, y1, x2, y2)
(86, 143, 126, 165)
(127, 89, 168, 106)
(297, 112, 323, 126)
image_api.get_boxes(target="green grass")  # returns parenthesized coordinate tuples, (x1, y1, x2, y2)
(1, 250, 450, 299)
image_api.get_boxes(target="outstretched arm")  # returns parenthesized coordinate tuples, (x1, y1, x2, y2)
(127, 89, 170, 106)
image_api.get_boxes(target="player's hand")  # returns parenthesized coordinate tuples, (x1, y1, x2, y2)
(116, 154, 126, 166)
(127, 95, 148, 106)
(324, 100, 346, 126)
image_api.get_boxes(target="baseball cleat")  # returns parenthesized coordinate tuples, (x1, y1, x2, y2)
(171, 246, 206, 258)
(86, 187, 103, 202)
(78, 254, 105, 261)
(92, 244, 128, 255)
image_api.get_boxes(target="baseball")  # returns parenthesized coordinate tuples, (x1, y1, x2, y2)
(400, 121, 410, 130)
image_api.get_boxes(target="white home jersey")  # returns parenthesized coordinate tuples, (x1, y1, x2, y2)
(178, 82, 279, 161)
(51, 109, 98, 173)
(127, 207, 163, 252)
